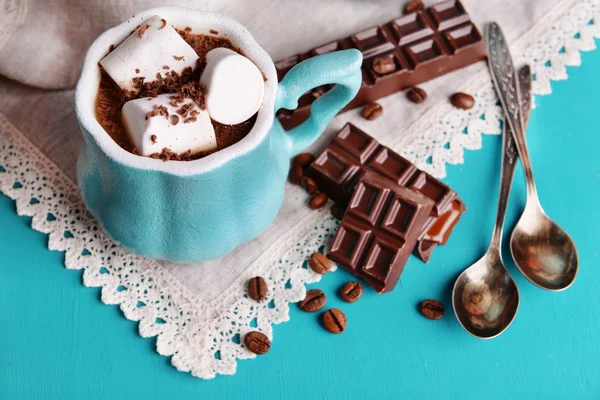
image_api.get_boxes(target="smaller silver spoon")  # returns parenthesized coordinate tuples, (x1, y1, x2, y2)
(487, 23, 579, 291)
(451, 67, 531, 339)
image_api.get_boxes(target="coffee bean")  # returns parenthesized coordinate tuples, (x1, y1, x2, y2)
(340, 282, 363, 303)
(244, 331, 270, 355)
(404, 0, 424, 14)
(309, 192, 328, 209)
(330, 204, 346, 220)
(308, 252, 331, 274)
(300, 289, 327, 312)
(289, 164, 304, 185)
(322, 308, 347, 334)
(372, 57, 396, 75)
(420, 299, 445, 320)
(406, 87, 427, 104)
(248, 276, 267, 302)
(293, 153, 315, 169)
(362, 102, 383, 121)
(300, 176, 318, 194)
(450, 92, 475, 110)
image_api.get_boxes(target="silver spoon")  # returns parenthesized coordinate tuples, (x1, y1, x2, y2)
(487, 22, 579, 291)
(451, 66, 531, 339)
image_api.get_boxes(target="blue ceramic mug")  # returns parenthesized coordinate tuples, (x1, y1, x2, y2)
(75, 7, 362, 263)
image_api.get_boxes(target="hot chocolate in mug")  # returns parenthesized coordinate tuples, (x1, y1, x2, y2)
(75, 6, 362, 262)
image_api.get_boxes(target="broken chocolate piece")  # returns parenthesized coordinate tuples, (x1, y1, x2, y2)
(328, 171, 433, 293)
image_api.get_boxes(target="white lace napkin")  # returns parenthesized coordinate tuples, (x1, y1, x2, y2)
(0, 0, 598, 378)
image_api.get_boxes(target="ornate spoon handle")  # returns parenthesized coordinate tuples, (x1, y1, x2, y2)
(486, 22, 538, 199)
(489, 66, 532, 252)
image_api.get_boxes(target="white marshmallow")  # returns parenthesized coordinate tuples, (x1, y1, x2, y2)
(200, 48, 264, 125)
(100, 15, 199, 94)
(122, 94, 217, 157)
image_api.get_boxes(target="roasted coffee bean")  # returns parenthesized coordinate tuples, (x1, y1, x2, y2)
(244, 331, 270, 355)
(330, 204, 346, 220)
(322, 308, 347, 334)
(420, 299, 445, 320)
(289, 164, 304, 185)
(309, 192, 328, 209)
(308, 252, 331, 274)
(372, 56, 396, 75)
(293, 152, 315, 169)
(248, 276, 267, 302)
(300, 176, 318, 194)
(406, 87, 427, 104)
(362, 102, 383, 120)
(300, 289, 327, 312)
(340, 282, 363, 303)
(404, 0, 424, 14)
(450, 92, 475, 110)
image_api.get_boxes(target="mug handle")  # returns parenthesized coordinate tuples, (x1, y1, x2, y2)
(275, 49, 363, 157)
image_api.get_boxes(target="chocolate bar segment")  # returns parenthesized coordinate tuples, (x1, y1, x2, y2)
(328, 171, 434, 293)
(275, 0, 486, 130)
(308, 123, 465, 262)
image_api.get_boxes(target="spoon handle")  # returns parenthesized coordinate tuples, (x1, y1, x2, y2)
(486, 22, 538, 199)
(489, 66, 532, 251)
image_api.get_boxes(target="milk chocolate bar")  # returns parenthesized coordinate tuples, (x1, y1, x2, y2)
(328, 171, 434, 293)
(307, 123, 465, 262)
(276, 0, 486, 130)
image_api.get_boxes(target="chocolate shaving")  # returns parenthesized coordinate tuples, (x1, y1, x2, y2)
(150, 135, 157, 143)
(173, 55, 184, 61)
(171, 115, 180, 125)
(109, 44, 115, 52)
(135, 68, 140, 74)
(138, 24, 150, 38)
(183, 116, 197, 124)
(146, 104, 169, 120)
(160, 18, 167, 29)
(150, 147, 196, 162)
(177, 103, 194, 117)
(176, 28, 244, 63)
(209, 29, 219, 34)
(162, 65, 170, 70)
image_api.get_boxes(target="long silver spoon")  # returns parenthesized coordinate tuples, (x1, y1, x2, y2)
(452, 67, 531, 339)
(487, 22, 579, 291)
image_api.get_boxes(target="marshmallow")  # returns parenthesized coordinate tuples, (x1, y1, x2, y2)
(122, 94, 217, 157)
(100, 15, 199, 94)
(200, 48, 264, 125)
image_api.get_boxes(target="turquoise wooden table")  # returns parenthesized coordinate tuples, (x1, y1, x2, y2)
(1, 44, 599, 399)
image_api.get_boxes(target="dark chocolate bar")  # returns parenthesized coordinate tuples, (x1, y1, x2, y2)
(307, 123, 465, 262)
(275, 0, 486, 130)
(328, 171, 434, 293)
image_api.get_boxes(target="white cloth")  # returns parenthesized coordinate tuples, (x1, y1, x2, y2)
(1, 0, 598, 379)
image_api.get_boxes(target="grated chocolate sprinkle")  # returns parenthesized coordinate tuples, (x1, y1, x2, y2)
(173, 55, 184, 61)
(139, 24, 150, 38)
(171, 115, 180, 125)
(150, 135, 157, 143)
(177, 103, 194, 117)
(160, 18, 167, 29)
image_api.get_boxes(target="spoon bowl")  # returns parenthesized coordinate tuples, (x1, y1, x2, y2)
(453, 251, 520, 339)
(511, 201, 578, 291)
